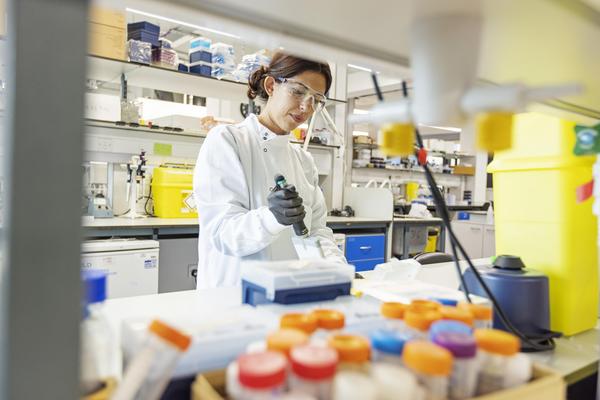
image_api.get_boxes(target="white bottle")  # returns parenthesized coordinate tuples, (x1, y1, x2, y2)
(403, 341, 453, 400)
(474, 329, 520, 395)
(80, 270, 116, 396)
(432, 332, 479, 399)
(289, 345, 338, 400)
(332, 371, 378, 400)
(371, 363, 425, 400)
(236, 351, 288, 400)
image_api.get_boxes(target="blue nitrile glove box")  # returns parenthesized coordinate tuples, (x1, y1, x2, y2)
(127, 29, 159, 47)
(241, 260, 355, 306)
(189, 50, 212, 64)
(127, 21, 160, 35)
(189, 62, 212, 77)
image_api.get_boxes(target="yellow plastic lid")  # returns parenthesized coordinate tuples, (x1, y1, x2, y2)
(327, 334, 371, 363)
(149, 320, 192, 351)
(440, 306, 474, 326)
(311, 309, 345, 330)
(403, 341, 453, 376)
(404, 309, 442, 332)
(380, 302, 407, 319)
(474, 329, 520, 356)
(266, 328, 309, 356)
(458, 303, 493, 321)
(409, 299, 441, 312)
(280, 313, 318, 334)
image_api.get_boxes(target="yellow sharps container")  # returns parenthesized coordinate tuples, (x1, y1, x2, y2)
(151, 164, 198, 218)
(488, 112, 597, 336)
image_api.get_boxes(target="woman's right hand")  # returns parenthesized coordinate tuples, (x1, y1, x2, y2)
(267, 184, 306, 226)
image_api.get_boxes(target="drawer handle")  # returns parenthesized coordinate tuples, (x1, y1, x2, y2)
(359, 246, 372, 251)
(470, 227, 482, 231)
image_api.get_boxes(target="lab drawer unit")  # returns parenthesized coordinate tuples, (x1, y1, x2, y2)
(345, 234, 385, 272)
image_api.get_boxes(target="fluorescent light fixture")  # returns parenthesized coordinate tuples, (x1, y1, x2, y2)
(353, 130, 370, 136)
(421, 124, 462, 133)
(347, 64, 372, 72)
(126, 8, 242, 39)
(353, 109, 369, 115)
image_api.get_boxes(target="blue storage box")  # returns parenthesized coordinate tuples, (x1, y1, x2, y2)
(189, 50, 212, 64)
(345, 234, 385, 262)
(178, 63, 189, 72)
(240, 260, 355, 306)
(189, 63, 212, 77)
(190, 37, 211, 50)
(127, 21, 160, 35)
(127, 29, 159, 47)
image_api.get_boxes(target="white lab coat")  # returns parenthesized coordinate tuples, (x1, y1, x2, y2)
(193, 114, 346, 288)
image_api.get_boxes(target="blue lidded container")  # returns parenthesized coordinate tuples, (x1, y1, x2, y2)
(370, 328, 409, 359)
(429, 320, 473, 341)
(81, 269, 107, 318)
(127, 21, 160, 35)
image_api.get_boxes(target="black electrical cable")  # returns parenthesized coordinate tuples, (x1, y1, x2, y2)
(371, 73, 384, 102)
(371, 75, 555, 351)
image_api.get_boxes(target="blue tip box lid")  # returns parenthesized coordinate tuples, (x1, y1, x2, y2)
(82, 269, 107, 304)
(127, 21, 160, 35)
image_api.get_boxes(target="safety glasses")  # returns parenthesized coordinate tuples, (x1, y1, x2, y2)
(276, 77, 327, 112)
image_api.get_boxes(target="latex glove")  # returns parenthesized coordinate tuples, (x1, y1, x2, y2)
(267, 184, 306, 226)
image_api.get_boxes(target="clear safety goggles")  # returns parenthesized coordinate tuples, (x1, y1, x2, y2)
(276, 77, 327, 112)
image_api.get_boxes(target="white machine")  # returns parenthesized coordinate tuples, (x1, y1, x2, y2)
(81, 239, 159, 299)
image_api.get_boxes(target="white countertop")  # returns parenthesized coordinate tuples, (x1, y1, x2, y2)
(83, 216, 392, 228)
(393, 216, 443, 223)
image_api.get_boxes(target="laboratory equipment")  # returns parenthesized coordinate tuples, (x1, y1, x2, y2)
(112, 319, 191, 400)
(327, 334, 370, 372)
(310, 309, 345, 331)
(273, 174, 309, 237)
(241, 259, 354, 306)
(488, 112, 597, 336)
(345, 233, 386, 272)
(123, 151, 148, 219)
(151, 164, 197, 218)
(82, 161, 114, 219)
(462, 255, 553, 339)
(403, 341, 453, 400)
(81, 239, 159, 299)
(369, 328, 408, 364)
(439, 306, 474, 327)
(474, 329, 520, 395)
(266, 329, 309, 357)
(332, 371, 377, 400)
(280, 313, 318, 335)
(289, 345, 338, 400)
(433, 332, 478, 400)
(429, 321, 473, 342)
(380, 301, 406, 330)
(80, 270, 116, 396)
(404, 307, 442, 340)
(371, 363, 424, 400)
(236, 351, 287, 400)
(127, 21, 160, 47)
(457, 303, 493, 330)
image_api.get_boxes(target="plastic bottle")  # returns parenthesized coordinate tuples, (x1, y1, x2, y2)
(431, 298, 458, 306)
(332, 371, 378, 400)
(310, 309, 345, 339)
(411, 299, 442, 311)
(458, 303, 493, 329)
(371, 363, 426, 400)
(281, 313, 318, 335)
(432, 332, 478, 400)
(474, 329, 520, 395)
(504, 353, 533, 388)
(369, 328, 409, 365)
(403, 341, 453, 400)
(236, 351, 288, 400)
(404, 308, 442, 339)
(380, 302, 407, 330)
(80, 270, 116, 396)
(267, 328, 309, 357)
(439, 306, 474, 327)
(112, 319, 192, 400)
(327, 334, 371, 372)
(289, 344, 338, 400)
(429, 320, 473, 341)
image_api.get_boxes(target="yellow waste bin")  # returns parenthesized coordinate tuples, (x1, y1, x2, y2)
(488, 112, 597, 336)
(151, 164, 198, 218)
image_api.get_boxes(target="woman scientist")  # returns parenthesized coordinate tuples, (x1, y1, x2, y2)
(193, 52, 346, 289)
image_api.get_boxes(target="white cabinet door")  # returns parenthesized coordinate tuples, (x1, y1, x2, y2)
(482, 226, 496, 258)
(448, 222, 484, 259)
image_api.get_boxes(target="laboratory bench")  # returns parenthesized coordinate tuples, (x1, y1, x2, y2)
(103, 284, 600, 397)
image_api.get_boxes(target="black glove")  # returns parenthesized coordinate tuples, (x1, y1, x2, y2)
(267, 184, 306, 226)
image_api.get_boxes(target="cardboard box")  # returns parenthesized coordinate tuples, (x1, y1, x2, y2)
(88, 5, 125, 29)
(453, 165, 476, 175)
(89, 22, 126, 60)
(191, 364, 565, 400)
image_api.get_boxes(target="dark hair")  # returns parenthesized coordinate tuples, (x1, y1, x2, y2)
(247, 52, 332, 101)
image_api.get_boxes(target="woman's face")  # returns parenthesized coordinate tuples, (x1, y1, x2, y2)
(263, 70, 327, 133)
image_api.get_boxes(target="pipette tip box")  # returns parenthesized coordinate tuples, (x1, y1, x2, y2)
(241, 260, 354, 306)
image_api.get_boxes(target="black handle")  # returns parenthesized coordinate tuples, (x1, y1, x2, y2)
(273, 174, 308, 237)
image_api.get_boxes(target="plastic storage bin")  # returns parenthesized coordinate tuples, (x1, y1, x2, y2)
(488, 112, 598, 336)
(345, 234, 385, 272)
(151, 165, 197, 218)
